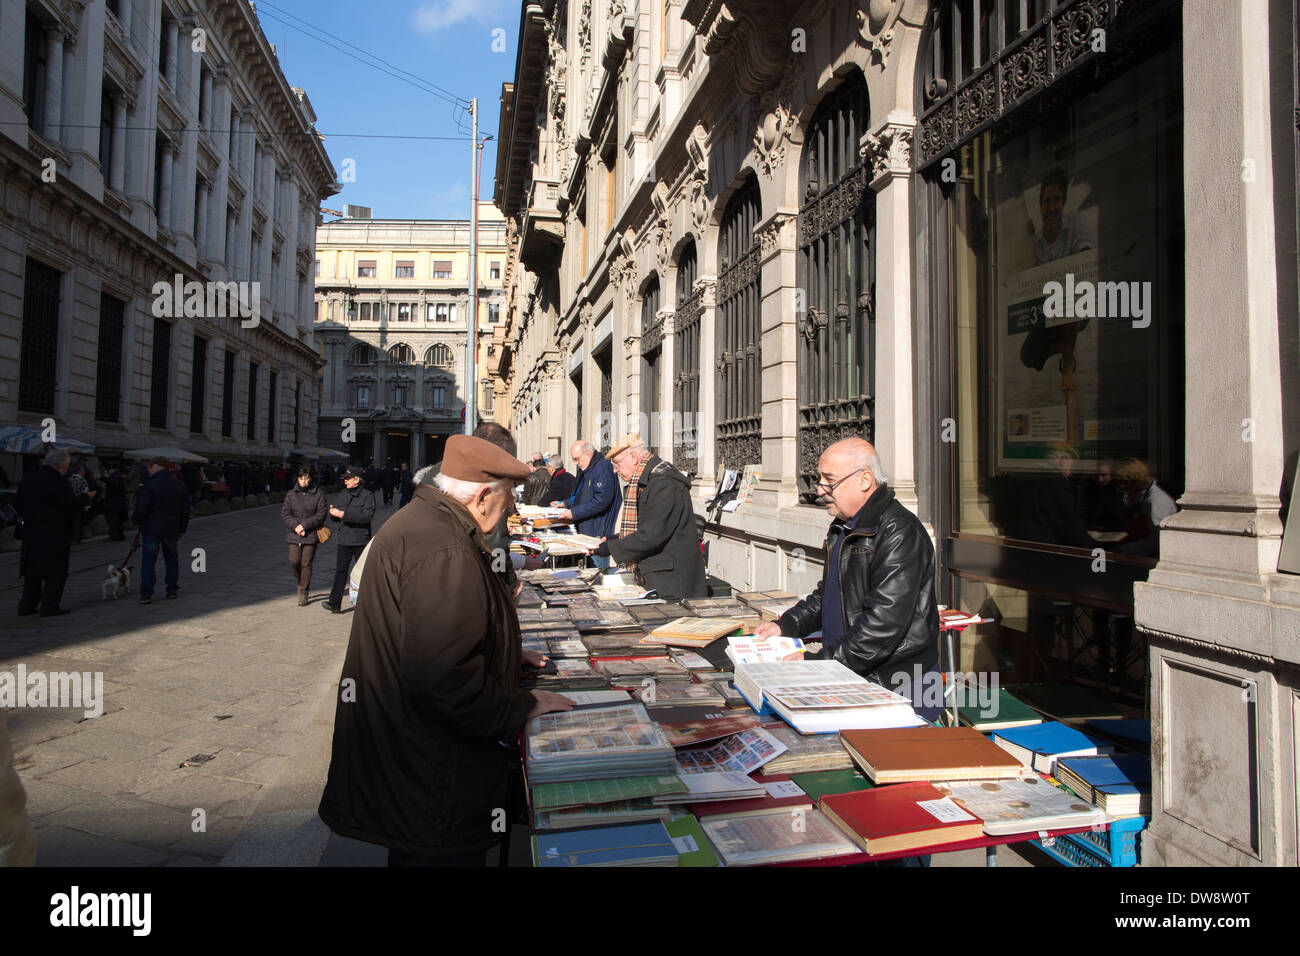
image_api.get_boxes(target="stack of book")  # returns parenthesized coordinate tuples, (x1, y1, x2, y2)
(1054, 753, 1151, 815)
(699, 806, 859, 866)
(1008, 683, 1127, 724)
(956, 686, 1044, 732)
(760, 723, 856, 774)
(733, 660, 923, 733)
(991, 721, 1115, 774)
(521, 658, 610, 692)
(638, 680, 727, 708)
(595, 658, 691, 681)
(530, 774, 688, 830)
(525, 703, 676, 784)
(641, 617, 747, 648)
(735, 590, 799, 621)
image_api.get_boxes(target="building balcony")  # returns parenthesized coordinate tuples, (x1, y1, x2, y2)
(520, 178, 565, 269)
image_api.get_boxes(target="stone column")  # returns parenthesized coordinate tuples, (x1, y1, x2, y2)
(195, 181, 209, 258)
(165, 18, 180, 89)
(658, 310, 676, 455)
(862, 120, 918, 514)
(756, 210, 798, 507)
(110, 97, 128, 192)
(158, 145, 175, 232)
(42, 27, 65, 143)
(695, 278, 717, 492)
(200, 69, 213, 131)
(1134, 0, 1300, 867)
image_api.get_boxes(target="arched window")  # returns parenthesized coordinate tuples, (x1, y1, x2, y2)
(348, 343, 377, 365)
(425, 343, 453, 367)
(388, 344, 415, 365)
(796, 72, 874, 500)
(640, 276, 662, 455)
(672, 241, 700, 474)
(716, 176, 762, 469)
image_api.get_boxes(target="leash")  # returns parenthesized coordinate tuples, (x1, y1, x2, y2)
(116, 531, 141, 571)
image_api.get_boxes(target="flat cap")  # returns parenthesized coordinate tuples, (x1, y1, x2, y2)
(342, 465, 365, 480)
(607, 433, 646, 460)
(443, 434, 530, 482)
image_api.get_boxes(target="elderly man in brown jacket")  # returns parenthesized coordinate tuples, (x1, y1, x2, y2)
(0, 711, 36, 866)
(319, 435, 573, 866)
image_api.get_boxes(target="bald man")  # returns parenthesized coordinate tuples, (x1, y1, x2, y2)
(756, 439, 940, 714)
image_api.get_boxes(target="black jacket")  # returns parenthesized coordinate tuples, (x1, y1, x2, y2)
(545, 469, 576, 504)
(318, 485, 535, 855)
(329, 485, 375, 546)
(103, 472, 127, 511)
(777, 486, 940, 686)
(606, 455, 707, 602)
(281, 482, 328, 545)
(132, 471, 191, 538)
(15, 466, 79, 578)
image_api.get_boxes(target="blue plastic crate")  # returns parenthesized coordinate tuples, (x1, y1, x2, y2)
(1032, 815, 1146, 867)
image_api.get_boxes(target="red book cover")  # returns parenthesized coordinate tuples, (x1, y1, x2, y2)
(691, 773, 814, 819)
(819, 782, 985, 854)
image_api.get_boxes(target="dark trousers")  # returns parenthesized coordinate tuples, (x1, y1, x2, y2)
(382, 488, 393, 504)
(141, 535, 180, 597)
(288, 542, 318, 590)
(107, 508, 126, 541)
(387, 847, 488, 867)
(329, 544, 365, 607)
(19, 572, 67, 615)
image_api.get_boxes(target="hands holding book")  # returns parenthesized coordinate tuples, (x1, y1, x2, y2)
(528, 689, 576, 719)
(753, 621, 782, 639)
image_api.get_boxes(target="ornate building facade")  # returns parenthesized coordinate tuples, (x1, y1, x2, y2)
(495, 0, 1300, 866)
(313, 205, 508, 468)
(0, 0, 336, 475)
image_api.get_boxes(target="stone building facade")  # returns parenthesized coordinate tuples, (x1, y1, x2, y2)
(0, 0, 337, 475)
(313, 205, 508, 469)
(495, 0, 1300, 865)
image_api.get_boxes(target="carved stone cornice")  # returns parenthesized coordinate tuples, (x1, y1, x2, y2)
(861, 121, 914, 190)
(682, 0, 796, 97)
(686, 121, 712, 232)
(756, 211, 796, 258)
(1139, 625, 1280, 668)
(693, 278, 717, 309)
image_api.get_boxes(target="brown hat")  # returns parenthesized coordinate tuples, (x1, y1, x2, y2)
(442, 435, 530, 483)
(607, 433, 646, 460)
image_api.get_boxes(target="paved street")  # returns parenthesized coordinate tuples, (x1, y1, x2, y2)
(0, 495, 400, 866)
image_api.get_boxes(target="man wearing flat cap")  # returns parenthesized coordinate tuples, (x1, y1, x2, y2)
(598, 434, 707, 601)
(319, 435, 574, 865)
(323, 465, 375, 613)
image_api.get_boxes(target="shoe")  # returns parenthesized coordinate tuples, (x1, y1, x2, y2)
(166, 591, 178, 599)
(322, 602, 340, 613)
(40, 608, 72, 617)
(139, 596, 152, 604)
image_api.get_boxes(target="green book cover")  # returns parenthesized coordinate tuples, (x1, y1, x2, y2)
(665, 814, 719, 867)
(958, 688, 1044, 729)
(1008, 683, 1126, 723)
(789, 768, 875, 803)
(532, 774, 687, 811)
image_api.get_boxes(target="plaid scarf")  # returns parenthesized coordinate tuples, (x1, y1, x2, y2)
(617, 455, 650, 543)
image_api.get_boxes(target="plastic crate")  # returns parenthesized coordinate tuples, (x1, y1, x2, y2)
(1031, 815, 1146, 867)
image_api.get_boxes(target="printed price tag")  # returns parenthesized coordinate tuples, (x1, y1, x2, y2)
(763, 780, 806, 799)
(916, 797, 977, 824)
(671, 834, 699, 854)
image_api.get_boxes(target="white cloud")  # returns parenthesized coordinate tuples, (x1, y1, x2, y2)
(413, 0, 503, 33)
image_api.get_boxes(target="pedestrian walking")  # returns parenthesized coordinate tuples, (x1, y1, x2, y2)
(323, 465, 375, 613)
(282, 466, 328, 606)
(380, 463, 397, 505)
(15, 447, 80, 617)
(397, 463, 414, 507)
(132, 457, 190, 604)
(66, 463, 95, 543)
(103, 465, 127, 541)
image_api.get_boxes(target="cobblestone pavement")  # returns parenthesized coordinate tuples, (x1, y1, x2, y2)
(0, 495, 398, 866)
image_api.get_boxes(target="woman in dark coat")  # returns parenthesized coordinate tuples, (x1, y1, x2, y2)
(281, 466, 328, 605)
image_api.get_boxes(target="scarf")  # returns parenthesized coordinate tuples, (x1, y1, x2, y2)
(616, 456, 650, 577)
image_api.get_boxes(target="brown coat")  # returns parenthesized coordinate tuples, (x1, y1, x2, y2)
(0, 711, 36, 866)
(318, 484, 535, 855)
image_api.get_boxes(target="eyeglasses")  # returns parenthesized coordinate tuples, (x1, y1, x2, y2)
(814, 468, 864, 496)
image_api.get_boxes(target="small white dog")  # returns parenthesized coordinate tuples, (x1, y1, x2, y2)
(101, 564, 131, 600)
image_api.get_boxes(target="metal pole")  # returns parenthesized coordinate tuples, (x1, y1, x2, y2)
(465, 98, 479, 435)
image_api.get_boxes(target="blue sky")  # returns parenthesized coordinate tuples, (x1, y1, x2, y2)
(252, 0, 518, 219)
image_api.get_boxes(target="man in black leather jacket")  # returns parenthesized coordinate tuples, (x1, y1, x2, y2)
(756, 438, 940, 712)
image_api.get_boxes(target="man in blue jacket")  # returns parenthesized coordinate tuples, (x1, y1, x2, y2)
(557, 440, 622, 570)
(133, 457, 191, 604)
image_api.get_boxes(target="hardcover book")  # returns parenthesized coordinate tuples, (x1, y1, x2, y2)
(839, 726, 1025, 784)
(664, 814, 720, 867)
(699, 807, 859, 866)
(530, 774, 688, 811)
(532, 821, 677, 867)
(930, 775, 1106, 835)
(1008, 683, 1127, 724)
(1054, 753, 1151, 815)
(525, 703, 676, 784)
(992, 721, 1115, 774)
(641, 617, 747, 647)
(820, 782, 986, 855)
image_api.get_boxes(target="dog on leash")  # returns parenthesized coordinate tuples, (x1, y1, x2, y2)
(101, 564, 132, 600)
